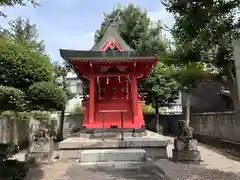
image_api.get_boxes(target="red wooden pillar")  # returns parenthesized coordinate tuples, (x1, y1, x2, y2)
(89, 74, 95, 124)
(131, 74, 138, 124)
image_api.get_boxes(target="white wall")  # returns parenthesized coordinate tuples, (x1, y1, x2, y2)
(65, 72, 84, 113)
(162, 92, 183, 115)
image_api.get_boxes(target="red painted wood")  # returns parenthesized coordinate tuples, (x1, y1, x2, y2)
(89, 74, 95, 124)
(68, 56, 158, 129)
(131, 74, 138, 124)
(82, 101, 145, 128)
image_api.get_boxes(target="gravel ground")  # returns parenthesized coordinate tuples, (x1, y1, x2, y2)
(154, 144, 240, 180)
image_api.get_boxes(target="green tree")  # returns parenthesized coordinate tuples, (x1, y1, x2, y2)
(143, 61, 180, 106)
(174, 62, 204, 126)
(94, 4, 167, 52)
(52, 62, 75, 141)
(0, 36, 67, 111)
(0, 37, 51, 90)
(27, 81, 67, 111)
(1, 17, 45, 54)
(162, 0, 240, 109)
(0, 85, 26, 112)
(0, 0, 39, 17)
(143, 61, 180, 131)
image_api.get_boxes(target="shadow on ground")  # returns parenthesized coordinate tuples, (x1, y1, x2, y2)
(65, 162, 170, 180)
(0, 160, 44, 180)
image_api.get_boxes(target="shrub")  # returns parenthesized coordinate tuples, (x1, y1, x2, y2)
(0, 160, 28, 180)
(141, 105, 155, 115)
(0, 86, 26, 111)
(27, 81, 67, 111)
(141, 105, 168, 115)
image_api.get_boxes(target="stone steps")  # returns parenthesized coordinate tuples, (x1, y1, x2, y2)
(80, 149, 147, 163)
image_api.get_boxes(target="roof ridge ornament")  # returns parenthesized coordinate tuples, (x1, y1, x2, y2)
(103, 11, 121, 29)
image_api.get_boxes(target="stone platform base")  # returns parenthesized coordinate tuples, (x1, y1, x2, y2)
(25, 152, 50, 165)
(172, 149, 201, 162)
(80, 149, 147, 163)
(172, 138, 201, 162)
(59, 130, 168, 162)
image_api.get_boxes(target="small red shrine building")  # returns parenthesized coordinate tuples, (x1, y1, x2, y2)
(60, 23, 157, 129)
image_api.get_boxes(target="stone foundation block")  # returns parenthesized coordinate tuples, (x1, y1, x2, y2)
(172, 149, 201, 162)
(80, 149, 147, 163)
(60, 150, 82, 161)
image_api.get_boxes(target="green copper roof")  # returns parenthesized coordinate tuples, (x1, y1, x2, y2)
(91, 24, 135, 51)
(60, 49, 156, 61)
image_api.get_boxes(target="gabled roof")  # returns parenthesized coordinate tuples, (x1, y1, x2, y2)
(91, 24, 135, 52)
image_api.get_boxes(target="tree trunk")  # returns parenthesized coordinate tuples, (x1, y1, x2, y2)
(57, 107, 65, 141)
(56, 73, 67, 141)
(155, 103, 160, 133)
(12, 111, 18, 145)
(185, 95, 191, 127)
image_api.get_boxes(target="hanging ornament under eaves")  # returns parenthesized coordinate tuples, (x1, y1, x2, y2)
(97, 76, 99, 84)
(127, 75, 131, 82)
(106, 77, 109, 84)
(118, 76, 121, 83)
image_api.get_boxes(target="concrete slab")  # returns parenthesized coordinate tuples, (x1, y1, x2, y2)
(59, 136, 168, 149)
(59, 130, 169, 160)
(80, 149, 147, 163)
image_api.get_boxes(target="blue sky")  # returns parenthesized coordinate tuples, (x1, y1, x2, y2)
(0, 0, 174, 63)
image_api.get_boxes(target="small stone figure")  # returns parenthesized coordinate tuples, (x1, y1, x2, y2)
(177, 120, 193, 139)
(33, 128, 57, 141)
(172, 120, 201, 162)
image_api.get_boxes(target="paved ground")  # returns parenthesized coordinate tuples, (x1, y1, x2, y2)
(24, 139, 240, 180)
(63, 162, 169, 180)
(24, 161, 168, 180)
(155, 144, 240, 180)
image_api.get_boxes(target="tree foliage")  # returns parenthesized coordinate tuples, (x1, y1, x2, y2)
(27, 81, 67, 111)
(163, 0, 240, 84)
(0, 0, 39, 17)
(2, 17, 45, 53)
(162, 0, 240, 108)
(94, 4, 167, 52)
(0, 20, 66, 111)
(175, 62, 204, 93)
(143, 62, 180, 105)
(52, 61, 75, 100)
(0, 37, 52, 91)
(0, 85, 26, 111)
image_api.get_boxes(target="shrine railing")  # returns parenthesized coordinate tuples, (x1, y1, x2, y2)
(99, 110, 127, 141)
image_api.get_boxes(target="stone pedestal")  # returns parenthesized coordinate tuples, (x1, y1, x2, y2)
(26, 140, 53, 164)
(172, 138, 201, 162)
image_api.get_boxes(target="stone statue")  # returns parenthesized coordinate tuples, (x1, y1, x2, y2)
(172, 120, 201, 162)
(33, 128, 57, 141)
(177, 120, 193, 139)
